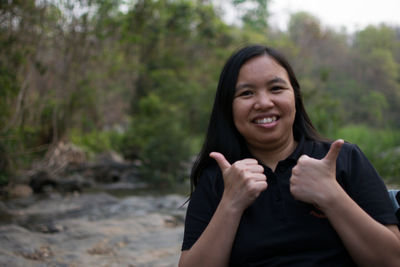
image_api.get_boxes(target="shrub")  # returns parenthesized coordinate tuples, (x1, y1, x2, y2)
(122, 93, 194, 187)
(69, 128, 125, 158)
(333, 125, 400, 184)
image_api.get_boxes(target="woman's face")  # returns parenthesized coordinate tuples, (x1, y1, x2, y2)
(232, 55, 296, 150)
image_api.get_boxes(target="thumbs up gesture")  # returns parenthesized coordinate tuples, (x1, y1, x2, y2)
(290, 139, 344, 208)
(210, 152, 268, 213)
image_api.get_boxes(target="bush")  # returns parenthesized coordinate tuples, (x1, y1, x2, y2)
(0, 142, 9, 186)
(122, 93, 195, 187)
(1, 126, 47, 166)
(333, 125, 400, 184)
(69, 128, 125, 158)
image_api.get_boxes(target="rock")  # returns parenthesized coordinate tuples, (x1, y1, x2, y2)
(26, 143, 141, 194)
(0, 202, 13, 224)
(57, 174, 93, 193)
(19, 245, 53, 261)
(8, 184, 33, 198)
(29, 170, 57, 194)
(32, 222, 66, 234)
(93, 166, 122, 183)
(29, 171, 92, 194)
(45, 141, 86, 171)
(64, 155, 139, 185)
(95, 150, 125, 164)
(85, 161, 138, 184)
(0, 193, 187, 266)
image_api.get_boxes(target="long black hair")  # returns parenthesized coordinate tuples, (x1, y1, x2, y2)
(190, 45, 322, 191)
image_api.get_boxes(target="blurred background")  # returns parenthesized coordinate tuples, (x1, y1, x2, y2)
(1, 0, 399, 190)
(1, 0, 400, 266)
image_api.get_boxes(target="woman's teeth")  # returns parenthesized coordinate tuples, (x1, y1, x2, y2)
(255, 116, 277, 124)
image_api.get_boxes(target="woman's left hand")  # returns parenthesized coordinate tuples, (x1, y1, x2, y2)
(290, 139, 344, 209)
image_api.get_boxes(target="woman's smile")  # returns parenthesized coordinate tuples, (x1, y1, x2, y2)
(253, 115, 278, 127)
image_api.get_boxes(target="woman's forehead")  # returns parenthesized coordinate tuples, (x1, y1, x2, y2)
(237, 55, 289, 83)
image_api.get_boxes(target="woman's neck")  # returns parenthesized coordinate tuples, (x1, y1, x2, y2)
(248, 138, 298, 172)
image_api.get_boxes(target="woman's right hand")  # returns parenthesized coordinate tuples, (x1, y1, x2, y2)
(210, 152, 268, 213)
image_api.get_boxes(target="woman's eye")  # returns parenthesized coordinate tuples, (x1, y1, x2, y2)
(271, 86, 283, 92)
(239, 90, 253, 97)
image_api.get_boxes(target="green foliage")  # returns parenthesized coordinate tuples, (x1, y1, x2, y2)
(0, 126, 48, 184)
(353, 27, 400, 126)
(300, 77, 343, 137)
(359, 91, 388, 125)
(69, 128, 124, 157)
(122, 93, 194, 186)
(0, 64, 19, 129)
(0, 173, 8, 186)
(1, 0, 400, 188)
(333, 125, 400, 183)
(233, 0, 270, 32)
(306, 95, 342, 137)
(355, 25, 399, 54)
(288, 12, 322, 45)
(0, 142, 10, 186)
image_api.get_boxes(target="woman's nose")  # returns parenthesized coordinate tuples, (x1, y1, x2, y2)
(254, 92, 274, 110)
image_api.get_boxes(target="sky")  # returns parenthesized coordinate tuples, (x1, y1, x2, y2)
(217, 0, 400, 33)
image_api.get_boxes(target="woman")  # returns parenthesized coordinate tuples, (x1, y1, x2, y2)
(179, 45, 400, 266)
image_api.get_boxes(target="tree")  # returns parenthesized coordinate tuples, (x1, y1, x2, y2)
(353, 25, 400, 126)
(232, 0, 270, 32)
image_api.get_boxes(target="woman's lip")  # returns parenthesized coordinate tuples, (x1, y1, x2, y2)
(253, 119, 279, 129)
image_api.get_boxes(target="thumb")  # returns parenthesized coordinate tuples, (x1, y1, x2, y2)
(210, 152, 231, 172)
(323, 139, 344, 164)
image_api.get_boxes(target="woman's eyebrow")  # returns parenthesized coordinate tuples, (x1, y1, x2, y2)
(267, 77, 288, 85)
(235, 83, 254, 91)
(235, 77, 288, 91)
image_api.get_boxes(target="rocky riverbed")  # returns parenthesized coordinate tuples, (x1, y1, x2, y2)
(0, 143, 191, 266)
(0, 191, 188, 266)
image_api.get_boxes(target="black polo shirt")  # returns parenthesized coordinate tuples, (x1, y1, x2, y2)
(182, 136, 399, 266)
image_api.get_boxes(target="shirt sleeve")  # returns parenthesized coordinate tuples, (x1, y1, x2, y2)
(337, 143, 399, 226)
(181, 165, 223, 251)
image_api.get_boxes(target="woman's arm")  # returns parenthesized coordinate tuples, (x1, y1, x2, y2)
(323, 187, 400, 267)
(179, 153, 267, 267)
(290, 140, 400, 267)
(179, 194, 244, 267)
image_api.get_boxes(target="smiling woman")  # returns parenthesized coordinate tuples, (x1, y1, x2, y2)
(232, 55, 296, 170)
(178, 44, 400, 267)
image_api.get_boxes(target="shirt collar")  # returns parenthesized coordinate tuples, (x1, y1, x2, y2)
(287, 135, 314, 162)
(243, 134, 313, 164)
(288, 135, 305, 161)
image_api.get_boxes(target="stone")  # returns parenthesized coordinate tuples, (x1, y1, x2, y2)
(0, 193, 187, 266)
(29, 170, 57, 194)
(8, 184, 33, 198)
